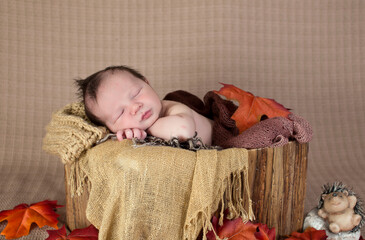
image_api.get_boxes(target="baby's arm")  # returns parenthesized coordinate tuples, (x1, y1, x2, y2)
(147, 101, 196, 141)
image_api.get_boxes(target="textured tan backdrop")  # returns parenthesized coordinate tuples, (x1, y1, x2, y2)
(1, 1, 364, 239)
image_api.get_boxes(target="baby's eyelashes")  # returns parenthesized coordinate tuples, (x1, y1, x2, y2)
(131, 88, 141, 98)
(134, 88, 141, 97)
(113, 111, 124, 124)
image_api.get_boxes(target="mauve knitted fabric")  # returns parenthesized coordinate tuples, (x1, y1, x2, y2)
(164, 90, 313, 149)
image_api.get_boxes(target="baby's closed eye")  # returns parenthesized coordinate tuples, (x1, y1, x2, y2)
(114, 110, 124, 124)
(132, 88, 142, 98)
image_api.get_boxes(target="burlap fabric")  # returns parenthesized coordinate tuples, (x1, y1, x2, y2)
(2, 1, 365, 238)
(43, 102, 254, 240)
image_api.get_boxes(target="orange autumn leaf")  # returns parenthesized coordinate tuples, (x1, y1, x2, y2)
(207, 216, 275, 240)
(219, 220, 275, 240)
(46, 224, 99, 240)
(285, 227, 327, 240)
(214, 83, 291, 133)
(0, 200, 63, 239)
(254, 223, 276, 240)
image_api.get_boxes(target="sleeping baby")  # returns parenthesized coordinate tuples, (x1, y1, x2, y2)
(76, 65, 214, 145)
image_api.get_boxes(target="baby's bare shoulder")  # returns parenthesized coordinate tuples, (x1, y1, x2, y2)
(161, 100, 193, 116)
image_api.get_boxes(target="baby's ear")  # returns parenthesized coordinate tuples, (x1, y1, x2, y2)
(343, 190, 349, 196)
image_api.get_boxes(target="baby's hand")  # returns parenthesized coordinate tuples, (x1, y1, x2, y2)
(116, 128, 147, 141)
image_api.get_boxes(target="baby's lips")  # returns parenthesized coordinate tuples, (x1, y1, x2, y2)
(141, 110, 152, 120)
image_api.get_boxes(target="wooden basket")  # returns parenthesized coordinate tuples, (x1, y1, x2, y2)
(64, 141, 308, 239)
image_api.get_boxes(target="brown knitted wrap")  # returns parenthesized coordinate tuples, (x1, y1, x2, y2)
(164, 90, 313, 149)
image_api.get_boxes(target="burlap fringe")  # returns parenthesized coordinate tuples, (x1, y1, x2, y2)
(67, 154, 255, 238)
(42, 102, 106, 197)
(67, 137, 217, 198)
(68, 160, 91, 198)
(66, 134, 220, 198)
(184, 169, 255, 240)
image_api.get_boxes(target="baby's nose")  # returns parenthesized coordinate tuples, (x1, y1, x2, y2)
(131, 103, 142, 115)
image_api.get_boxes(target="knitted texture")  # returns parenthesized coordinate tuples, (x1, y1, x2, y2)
(43, 102, 108, 164)
(164, 90, 313, 149)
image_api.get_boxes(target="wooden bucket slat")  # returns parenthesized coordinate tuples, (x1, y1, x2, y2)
(64, 141, 308, 239)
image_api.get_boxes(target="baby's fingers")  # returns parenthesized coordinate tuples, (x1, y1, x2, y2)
(116, 129, 146, 141)
(135, 129, 147, 140)
(124, 129, 134, 139)
(141, 130, 147, 140)
(132, 128, 147, 140)
(116, 129, 133, 141)
(116, 130, 125, 141)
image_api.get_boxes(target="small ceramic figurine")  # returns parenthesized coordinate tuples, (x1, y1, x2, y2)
(304, 182, 364, 240)
(318, 190, 361, 233)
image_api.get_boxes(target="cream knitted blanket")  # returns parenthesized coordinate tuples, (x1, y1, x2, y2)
(43, 102, 254, 240)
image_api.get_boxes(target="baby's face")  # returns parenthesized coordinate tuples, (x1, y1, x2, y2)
(87, 71, 162, 133)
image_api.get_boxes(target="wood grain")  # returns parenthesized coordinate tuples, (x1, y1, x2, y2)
(64, 141, 308, 239)
(248, 142, 309, 239)
(64, 164, 91, 230)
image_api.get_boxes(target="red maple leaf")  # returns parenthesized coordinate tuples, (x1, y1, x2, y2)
(46, 225, 99, 240)
(285, 227, 327, 240)
(254, 223, 276, 240)
(214, 83, 291, 133)
(207, 215, 275, 240)
(0, 200, 63, 239)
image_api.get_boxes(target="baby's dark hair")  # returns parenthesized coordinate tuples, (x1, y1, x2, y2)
(75, 65, 146, 125)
